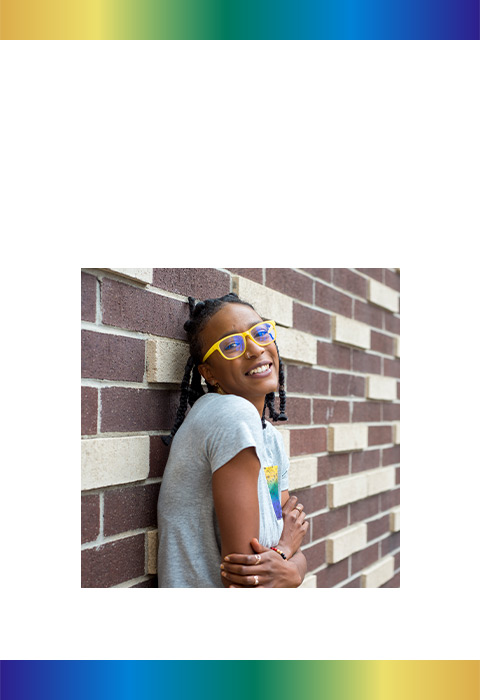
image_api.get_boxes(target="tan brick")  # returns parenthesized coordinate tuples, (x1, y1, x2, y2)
(365, 466, 396, 496)
(232, 275, 293, 327)
(332, 315, 370, 350)
(275, 427, 290, 458)
(327, 423, 368, 452)
(361, 555, 395, 588)
(104, 268, 153, 284)
(326, 523, 367, 564)
(81, 436, 150, 490)
(147, 530, 158, 574)
(389, 507, 400, 532)
(288, 457, 318, 490)
(393, 422, 400, 444)
(328, 473, 368, 508)
(366, 375, 397, 400)
(276, 326, 317, 364)
(367, 279, 399, 313)
(146, 337, 190, 384)
(395, 336, 400, 357)
(299, 574, 317, 588)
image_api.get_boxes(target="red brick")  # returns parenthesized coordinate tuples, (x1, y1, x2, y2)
(290, 427, 326, 456)
(284, 397, 311, 425)
(352, 350, 382, 375)
(354, 299, 384, 330)
(265, 268, 313, 304)
(81, 272, 97, 322)
(317, 341, 351, 370)
(293, 302, 331, 339)
(81, 386, 97, 435)
(316, 560, 349, 587)
(367, 514, 390, 541)
(352, 401, 382, 423)
(384, 358, 400, 378)
(100, 387, 180, 432)
(371, 330, 395, 355)
(396, 466, 400, 485)
(342, 576, 361, 587)
(303, 541, 326, 570)
(351, 542, 379, 574)
(356, 268, 383, 282)
(101, 278, 187, 339)
(317, 453, 349, 481)
(384, 269, 400, 292)
(311, 506, 349, 540)
(81, 494, 100, 544)
(313, 399, 349, 424)
(352, 449, 381, 473)
(81, 330, 145, 382)
(290, 485, 327, 515)
(332, 269, 367, 298)
(385, 314, 400, 334)
(382, 403, 400, 421)
(382, 445, 400, 467)
(152, 268, 230, 300)
(81, 533, 145, 588)
(380, 488, 400, 510)
(381, 532, 400, 556)
(350, 494, 380, 523)
(149, 436, 170, 478)
(287, 366, 329, 395)
(368, 425, 392, 446)
(104, 483, 160, 536)
(315, 282, 353, 317)
(301, 269, 332, 282)
(330, 372, 365, 397)
(227, 268, 263, 284)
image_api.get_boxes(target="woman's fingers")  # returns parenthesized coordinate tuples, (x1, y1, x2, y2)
(282, 495, 298, 514)
(223, 553, 262, 565)
(221, 570, 261, 586)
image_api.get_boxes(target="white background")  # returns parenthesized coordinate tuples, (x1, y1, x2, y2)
(1, 40, 479, 660)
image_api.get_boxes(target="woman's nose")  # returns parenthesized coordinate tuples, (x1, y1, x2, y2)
(245, 336, 264, 359)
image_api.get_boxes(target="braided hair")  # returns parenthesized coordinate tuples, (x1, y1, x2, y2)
(162, 293, 287, 446)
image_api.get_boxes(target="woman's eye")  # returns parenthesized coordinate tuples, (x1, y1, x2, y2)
(224, 340, 241, 351)
(253, 329, 267, 339)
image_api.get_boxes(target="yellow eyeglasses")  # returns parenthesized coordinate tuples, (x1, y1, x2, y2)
(202, 320, 276, 362)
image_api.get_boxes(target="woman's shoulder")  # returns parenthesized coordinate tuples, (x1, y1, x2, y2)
(191, 393, 261, 429)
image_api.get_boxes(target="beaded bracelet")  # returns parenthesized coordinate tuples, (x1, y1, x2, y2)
(270, 546, 287, 560)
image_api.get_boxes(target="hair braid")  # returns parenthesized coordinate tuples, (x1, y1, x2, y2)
(161, 356, 194, 446)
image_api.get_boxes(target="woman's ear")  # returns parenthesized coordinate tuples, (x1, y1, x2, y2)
(198, 363, 216, 388)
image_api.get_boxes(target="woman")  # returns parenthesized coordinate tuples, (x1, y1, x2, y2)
(157, 293, 308, 587)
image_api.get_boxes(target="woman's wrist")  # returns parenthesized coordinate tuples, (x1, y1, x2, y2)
(276, 539, 293, 560)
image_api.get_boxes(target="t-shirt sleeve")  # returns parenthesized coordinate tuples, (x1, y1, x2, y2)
(205, 397, 265, 474)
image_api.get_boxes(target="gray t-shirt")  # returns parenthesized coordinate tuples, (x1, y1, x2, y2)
(157, 393, 289, 588)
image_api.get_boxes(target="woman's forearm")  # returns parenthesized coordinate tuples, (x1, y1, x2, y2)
(289, 549, 307, 586)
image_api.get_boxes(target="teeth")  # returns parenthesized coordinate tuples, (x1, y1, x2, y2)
(248, 364, 270, 376)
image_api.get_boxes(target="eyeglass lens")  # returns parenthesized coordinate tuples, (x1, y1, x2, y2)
(219, 322, 275, 358)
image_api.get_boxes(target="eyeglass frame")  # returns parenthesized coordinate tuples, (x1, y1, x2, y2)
(201, 320, 277, 363)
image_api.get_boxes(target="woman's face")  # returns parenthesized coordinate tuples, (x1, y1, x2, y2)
(197, 303, 280, 414)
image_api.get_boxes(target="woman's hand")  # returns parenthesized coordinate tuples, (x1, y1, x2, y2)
(276, 495, 309, 560)
(221, 538, 302, 588)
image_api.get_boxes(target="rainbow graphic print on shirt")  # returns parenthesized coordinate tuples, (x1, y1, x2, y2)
(264, 465, 282, 520)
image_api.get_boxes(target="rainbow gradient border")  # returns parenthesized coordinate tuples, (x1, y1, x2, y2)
(1, 661, 479, 699)
(0, 0, 479, 39)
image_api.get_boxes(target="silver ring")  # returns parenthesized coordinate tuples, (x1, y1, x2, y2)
(294, 505, 303, 512)
(254, 555, 261, 565)
(254, 575, 259, 586)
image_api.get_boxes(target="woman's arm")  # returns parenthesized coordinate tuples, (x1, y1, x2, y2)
(220, 491, 309, 588)
(211, 446, 261, 587)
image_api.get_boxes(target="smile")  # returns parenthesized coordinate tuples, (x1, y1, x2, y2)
(246, 362, 273, 377)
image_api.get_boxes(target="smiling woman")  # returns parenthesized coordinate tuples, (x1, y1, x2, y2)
(157, 293, 308, 588)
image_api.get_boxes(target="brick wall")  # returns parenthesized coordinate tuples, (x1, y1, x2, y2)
(81, 267, 400, 588)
